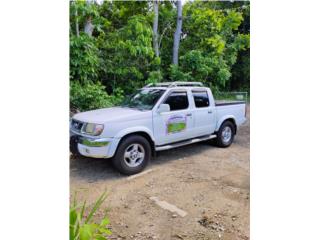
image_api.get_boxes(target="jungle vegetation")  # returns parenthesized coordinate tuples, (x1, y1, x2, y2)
(70, 0, 250, 111)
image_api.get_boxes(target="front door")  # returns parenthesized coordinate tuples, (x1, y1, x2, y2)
(153, 90, 194, 146)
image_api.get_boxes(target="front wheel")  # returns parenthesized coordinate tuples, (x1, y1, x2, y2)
(112, 135, 151, 175)
(215, 121, 235, 148)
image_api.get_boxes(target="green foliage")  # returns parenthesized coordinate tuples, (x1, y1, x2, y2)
(70, 34, 100, 83)
(69, 0, 250, 110)
(99, 15, 156, 92)
(70, 81, 123, 111)
(147, 70, 162, 84)
(180, 50, 213, 81)
(180, 1, 250, 88)
(70, 191, 112, 240)
(230, 49, 250, 91)
(169, 64, 192, 82)
(157, 2, 176, 73)
(70, 0, 101, 35)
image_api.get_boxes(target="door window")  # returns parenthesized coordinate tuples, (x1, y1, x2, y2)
(192, 91, 209, 108)
(164, 91, 189, 111)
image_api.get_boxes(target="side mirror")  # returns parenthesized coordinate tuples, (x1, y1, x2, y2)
(158, 104, 170, 114)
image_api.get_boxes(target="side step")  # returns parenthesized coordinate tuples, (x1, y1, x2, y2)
(155, 134, 217, 151)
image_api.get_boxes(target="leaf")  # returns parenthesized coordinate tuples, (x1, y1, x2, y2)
(95, 236, 106, 240)
(79, 224, 94, 240)
(70, 208, 78, 226)
(80, 200, 87, 220)
(85, 191, 108, 224)
(73, 192, 78, 208)
(98, 227, 112, 235)
(100, 218, 110, 226)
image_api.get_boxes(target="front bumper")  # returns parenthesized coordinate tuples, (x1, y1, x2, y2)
(70, 134, 120, 159)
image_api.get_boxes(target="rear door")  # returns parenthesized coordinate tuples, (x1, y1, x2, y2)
(153, 90, 195, 145)
(192, 90, 215, 136)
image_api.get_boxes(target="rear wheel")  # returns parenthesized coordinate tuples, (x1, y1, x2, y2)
(112, 135, 151, 175)
(215, 121, 235, 147)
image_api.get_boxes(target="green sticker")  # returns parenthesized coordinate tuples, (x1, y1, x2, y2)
(168, 122, 186, 133)
(167, 115, 187, 134)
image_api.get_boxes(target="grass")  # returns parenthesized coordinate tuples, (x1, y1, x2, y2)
(70, 191, 112, 240)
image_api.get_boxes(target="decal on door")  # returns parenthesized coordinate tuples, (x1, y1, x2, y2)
(166, 115, 187, 134)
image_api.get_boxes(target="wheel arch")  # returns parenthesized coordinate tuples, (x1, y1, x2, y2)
(216, 116, 237, 135)
(116, 131, 155, 156)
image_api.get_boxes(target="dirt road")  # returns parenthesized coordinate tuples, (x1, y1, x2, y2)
(70, 108, 249, 240)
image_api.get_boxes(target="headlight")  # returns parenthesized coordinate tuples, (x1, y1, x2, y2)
(82, 123, 104, 136)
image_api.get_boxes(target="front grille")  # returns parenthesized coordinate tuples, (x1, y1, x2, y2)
(71, 119, 84, 132)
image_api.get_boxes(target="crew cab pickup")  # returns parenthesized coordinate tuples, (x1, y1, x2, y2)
(70, 82, 246, 175)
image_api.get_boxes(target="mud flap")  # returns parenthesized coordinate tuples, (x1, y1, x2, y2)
(70, 135, 80, 156)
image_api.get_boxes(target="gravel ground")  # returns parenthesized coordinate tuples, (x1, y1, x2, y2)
(70, 106, 250, 240)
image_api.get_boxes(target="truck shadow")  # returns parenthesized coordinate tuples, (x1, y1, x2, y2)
(70, 142, 214, 182)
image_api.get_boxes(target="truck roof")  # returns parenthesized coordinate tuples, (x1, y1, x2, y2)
(144, 81, 204, 88)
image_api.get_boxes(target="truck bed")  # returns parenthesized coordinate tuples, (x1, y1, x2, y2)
(215, 100, 247, 128)
(215, 100, 246, 106)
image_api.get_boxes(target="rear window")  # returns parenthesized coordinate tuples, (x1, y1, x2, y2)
(164, 91, 189, 111)
(192, 91, 209, 108)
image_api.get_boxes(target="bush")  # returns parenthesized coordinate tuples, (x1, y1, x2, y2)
(146, 70, 162, 84)
(70, 191, 112, 240)
(70, 34, 100, 83)
(169, 64, 193, 82)
(70, 81, 123, 112)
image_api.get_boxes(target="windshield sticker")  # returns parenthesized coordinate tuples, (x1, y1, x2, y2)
(166, 115, 187, 134)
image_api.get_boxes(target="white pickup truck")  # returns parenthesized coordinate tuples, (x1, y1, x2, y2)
(70, 82, 246, 175)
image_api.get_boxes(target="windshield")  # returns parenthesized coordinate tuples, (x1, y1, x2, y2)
(121, 89, 165, 110)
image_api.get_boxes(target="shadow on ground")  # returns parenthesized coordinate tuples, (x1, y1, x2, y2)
(70, 141, 217, 182)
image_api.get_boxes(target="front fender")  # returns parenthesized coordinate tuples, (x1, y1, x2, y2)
(114, 126, 155, 142)
(105, 127, 155, 158)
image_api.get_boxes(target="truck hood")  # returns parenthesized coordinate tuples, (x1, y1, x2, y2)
(73, 107, 150, 124)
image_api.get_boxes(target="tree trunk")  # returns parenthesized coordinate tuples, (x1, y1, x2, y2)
(153, 0, 160, 58)
(84, 16, 94, 36)
(84, 0, 94, 36)
(75, 7, 79, 37)
(172, 0, 182, 65)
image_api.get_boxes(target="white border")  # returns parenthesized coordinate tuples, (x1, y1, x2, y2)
(251, 0, 320, 239)
(0, 0, 69, 239)
(1, 0, 320, 239)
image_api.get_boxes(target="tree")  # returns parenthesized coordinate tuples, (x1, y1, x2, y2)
(84, 0, 94, 36)
(70, 34, 100, 83)
(156, 1, 175, 75)
(72, 1, 80, 37)
(69, 0, 250, 105)
(172, 0, 182, 65)
(152, 0, 159, 58)
(70, 1, 80, 37)
(101, 15, 155, 92)
(178, 1, 250, 89)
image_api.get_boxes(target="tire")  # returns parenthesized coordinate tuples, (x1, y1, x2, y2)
(215, 121, 235, 148)
(70, 135, 80, 156)
(112, 135, 151, 175)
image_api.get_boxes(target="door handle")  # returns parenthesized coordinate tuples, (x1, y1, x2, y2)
(208, 110, 213, 114)
(186, 113, 192, 117)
